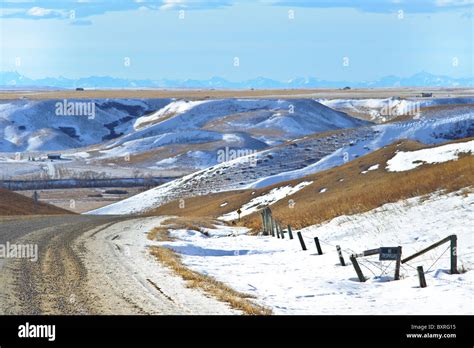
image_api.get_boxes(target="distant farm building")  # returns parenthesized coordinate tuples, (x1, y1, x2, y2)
(47, 154, 61, 160)
(421, 92, 433, 97)
(76, 87, 84, 91)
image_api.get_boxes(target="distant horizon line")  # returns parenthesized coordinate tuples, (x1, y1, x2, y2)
(1, 70, 473, 89)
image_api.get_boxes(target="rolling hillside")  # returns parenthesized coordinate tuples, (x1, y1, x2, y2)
(0, 98, 369, 178)
(147, 138, 473, 230)
(87, 110, 473, 215)
(0, 188, 73, 215)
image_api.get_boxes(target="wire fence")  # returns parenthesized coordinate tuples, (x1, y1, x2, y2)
(265, 221, 470, 283)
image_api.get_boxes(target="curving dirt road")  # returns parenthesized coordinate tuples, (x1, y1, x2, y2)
(0, 215, 237, 315)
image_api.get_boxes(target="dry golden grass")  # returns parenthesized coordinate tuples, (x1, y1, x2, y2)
(147, 217, 218, 241)
(0, 188, 74, 215)
(146, 190, 255, 220)
(149, 246, 271, 315)
(148, 226, 174, 242)
(149, 138, 474, 232)
(148, 219, 271, 315)
(242, 139, 474, 231)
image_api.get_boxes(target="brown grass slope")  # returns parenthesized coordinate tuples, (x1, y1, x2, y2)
(148, 138, 473, 231)
(0, 188, 73, 215)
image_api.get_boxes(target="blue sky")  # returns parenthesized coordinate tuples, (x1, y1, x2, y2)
(0, 0, 472, 81)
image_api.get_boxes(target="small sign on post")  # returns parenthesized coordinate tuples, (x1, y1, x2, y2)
(237, 208, 242, 222)
(379, 247, 401, 261)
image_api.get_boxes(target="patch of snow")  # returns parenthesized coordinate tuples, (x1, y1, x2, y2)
(134, 100, 210, 130)
(218, 181, 313, 221)
(386, 140, 474, 172)
(368, 164, 379, 171)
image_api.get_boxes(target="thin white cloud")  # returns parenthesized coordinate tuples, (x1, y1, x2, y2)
(436, 0, 474, 6)
(160, 0, 187, 11)
(26, 6, 66, 18)
(27, 7, 53, 17)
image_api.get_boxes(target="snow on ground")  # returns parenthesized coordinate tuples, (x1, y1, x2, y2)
(88, 108, 473, 215)
(317, 97, 422, 120)
(0, 99, 170, 152)
(78, 216, 239, 314)
(157, 190, 474, 314)
(386, 140, 474, 172)
(133, 100, 210, 130)
(250, 112, 473, 188)
(367, 164, 379, 171)
(317, 97, 474, 121)
(219, 181, 313, 221)
(89, 98, 363, 168)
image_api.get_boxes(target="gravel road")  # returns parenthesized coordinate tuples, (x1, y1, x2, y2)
(0, 215, 237, 315)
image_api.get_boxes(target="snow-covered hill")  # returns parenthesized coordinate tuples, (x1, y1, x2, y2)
(0, 98, 369, 177)
(94, 98, 369, 167)
(87, 109, 473, 215)
(317, 97, 474, 122)
(0, 99, 170, 151)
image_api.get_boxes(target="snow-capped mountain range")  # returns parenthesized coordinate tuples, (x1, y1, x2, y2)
(1, 71, 473, 89)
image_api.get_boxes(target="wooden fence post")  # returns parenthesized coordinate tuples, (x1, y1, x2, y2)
(417, 266, 427, 288)
(394, 246, 402, 280)
(336, 245, 345, 266)
(279, 224, 285, 239)
(270, 217, 275, 237)
(261, 212, 267, 236)
(450, 235, 458, 274)
(276, 220, 280, 239)
(297, 232, 307, 251)
(350, 255, 366, 282)
(287, 225, 293, 240)
(314, 237, 323, 255)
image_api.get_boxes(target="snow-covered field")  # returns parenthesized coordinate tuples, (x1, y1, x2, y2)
(157, 190, 473, 314)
